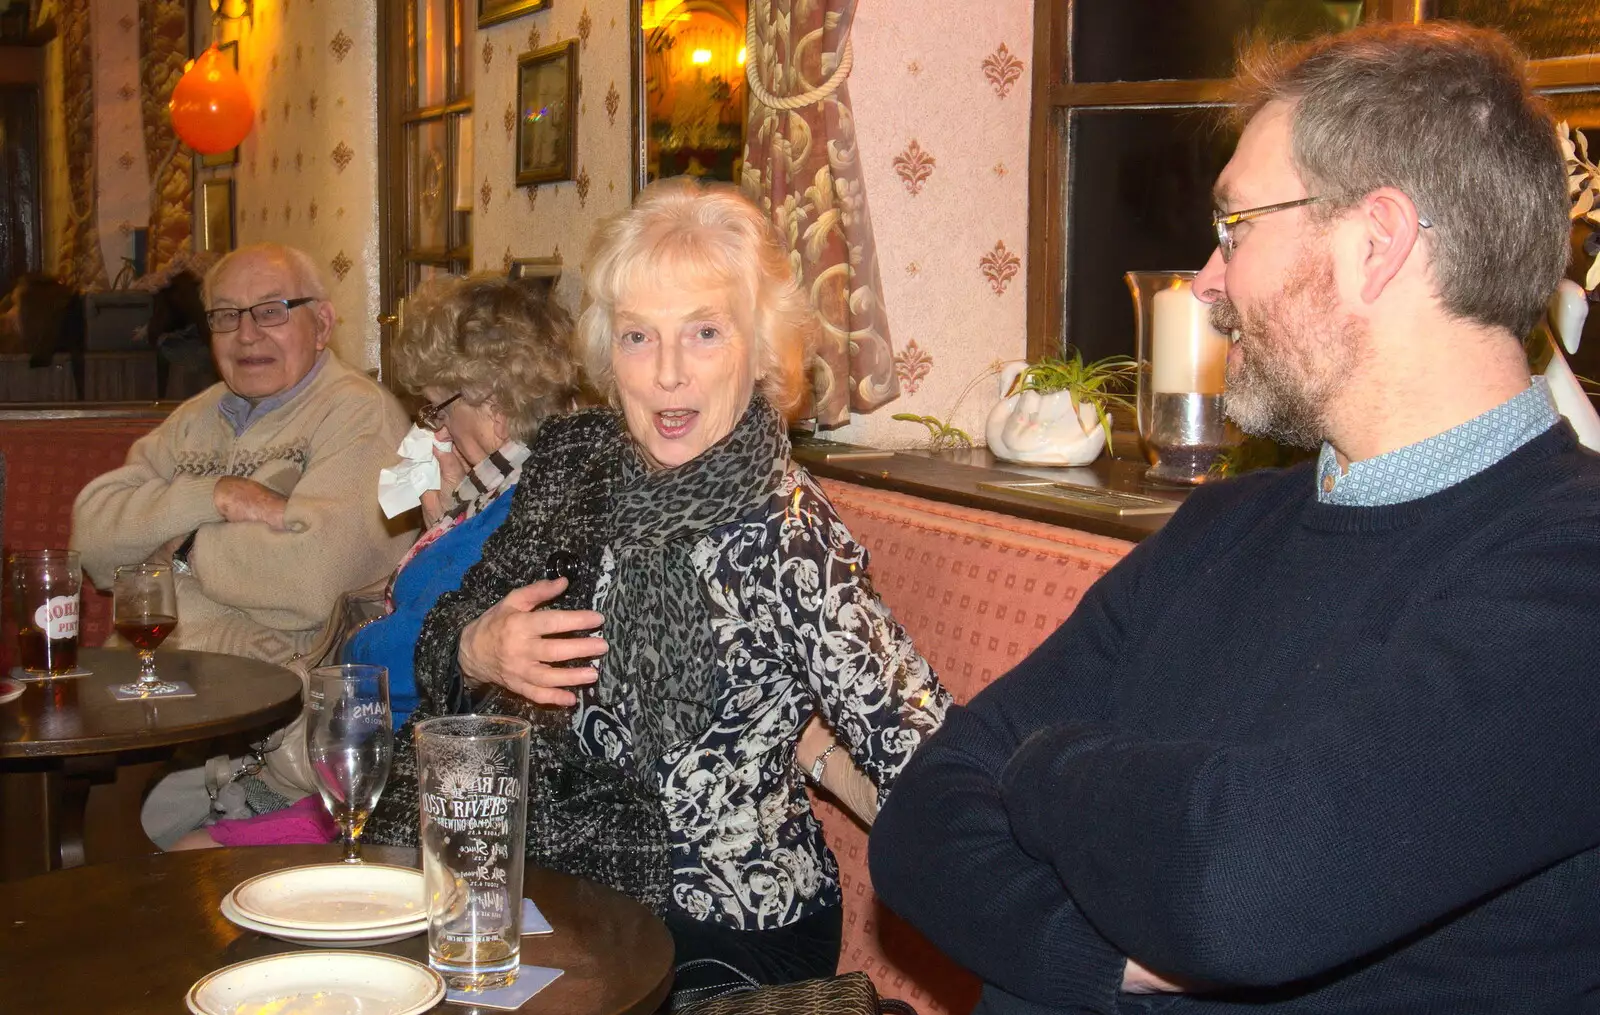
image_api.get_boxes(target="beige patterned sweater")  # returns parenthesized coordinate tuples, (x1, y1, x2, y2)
(71, 354, 416, 663)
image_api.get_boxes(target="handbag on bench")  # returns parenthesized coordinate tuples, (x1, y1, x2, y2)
(680, 972, 918, 1015)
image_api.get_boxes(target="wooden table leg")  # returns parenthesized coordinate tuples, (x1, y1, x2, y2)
(48, 757, 119, 870)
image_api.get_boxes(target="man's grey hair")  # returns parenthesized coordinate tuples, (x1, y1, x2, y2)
(203, 243, 331, 307)
(1232, 22, 1569, 339)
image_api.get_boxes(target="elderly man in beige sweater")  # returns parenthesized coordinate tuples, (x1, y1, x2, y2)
(73, 243, 413, 666)
(73, 243, 415, 846)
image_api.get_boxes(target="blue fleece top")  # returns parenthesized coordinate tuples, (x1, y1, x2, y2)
(870, 423, 1600, 1014)
(344, 486, 517, 728)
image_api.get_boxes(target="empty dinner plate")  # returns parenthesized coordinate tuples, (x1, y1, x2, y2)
(186, 950, 445, 1015)
(220, 890, 425, 947)
(231, 863, 425, 931)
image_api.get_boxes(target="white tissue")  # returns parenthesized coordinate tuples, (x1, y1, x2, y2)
(378, 425, 455, 518)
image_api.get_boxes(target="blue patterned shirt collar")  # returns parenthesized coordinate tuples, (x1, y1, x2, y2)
(1316, 376, 1559, 507)
(217, 350, 330, 436)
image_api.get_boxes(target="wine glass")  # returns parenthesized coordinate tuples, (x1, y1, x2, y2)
(306, 664, 393, 863)
(111, 564, 180, 696)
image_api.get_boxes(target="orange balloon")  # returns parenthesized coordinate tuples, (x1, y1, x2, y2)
(169, 44, 255, 155)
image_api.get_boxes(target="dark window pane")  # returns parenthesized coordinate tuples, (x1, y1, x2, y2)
(1534, 91, 1600, 386)
(1072, 0, 1360, 83)
(1062, 108, 1234, 362)
(1429, 1, 1600, 61)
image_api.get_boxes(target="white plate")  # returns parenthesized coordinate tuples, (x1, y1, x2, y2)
(187, 949, 445, 1015)
(231, 863, 425, 931)
(221, 891, 425, 947)
(0, 678, 24, 705)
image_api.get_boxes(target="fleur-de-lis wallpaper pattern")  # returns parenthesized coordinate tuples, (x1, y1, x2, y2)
(472, 2, 633, 313)
(834, 2, 1032, 448)
(207, 0, 1028, 449)
(213, 0, 381, 370)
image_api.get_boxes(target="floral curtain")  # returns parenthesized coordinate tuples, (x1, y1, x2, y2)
(140, 0, 191, 277)
(56, 0, 106, 290)
(743, 0, 899, 429)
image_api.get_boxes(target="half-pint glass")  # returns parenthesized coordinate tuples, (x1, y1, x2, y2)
(416, 715, 531, 990)
(10, 550, 81, 675)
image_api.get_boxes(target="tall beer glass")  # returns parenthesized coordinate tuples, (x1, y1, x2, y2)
(416, 715, 531, 990)
(9, 550, 81, 676)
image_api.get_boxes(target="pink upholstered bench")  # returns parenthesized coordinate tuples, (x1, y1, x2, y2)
(0, 414, 164, 668)
(814, 479, 1135, 1015)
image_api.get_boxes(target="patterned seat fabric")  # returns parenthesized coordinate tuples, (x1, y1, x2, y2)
(0, 418, 160, 667)
(813, 479, 1134, 1015)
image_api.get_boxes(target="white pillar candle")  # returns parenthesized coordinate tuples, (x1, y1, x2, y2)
(1150, 281, 1230, 394)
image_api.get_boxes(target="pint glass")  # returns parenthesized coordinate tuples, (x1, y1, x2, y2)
(415, 715, 531, 990)
(10, 550, 81, 675)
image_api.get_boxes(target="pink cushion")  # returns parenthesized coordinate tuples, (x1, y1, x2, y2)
(815, 480, 1134, 1014)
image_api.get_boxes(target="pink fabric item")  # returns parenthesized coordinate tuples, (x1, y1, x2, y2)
(812, 479, 1134, 1015)
(207, 795, 338, 847)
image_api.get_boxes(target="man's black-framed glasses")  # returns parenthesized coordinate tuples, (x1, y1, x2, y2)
(1212, 197, 1325, 262)
(205, 297, 318, 333)
(415, 393, 462, 432)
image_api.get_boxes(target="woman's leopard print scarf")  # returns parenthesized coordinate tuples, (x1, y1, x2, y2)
(598, 393, 790, 765)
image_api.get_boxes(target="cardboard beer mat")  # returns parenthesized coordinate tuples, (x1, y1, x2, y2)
(12, 667, 93, 681)
(109, 680, 197, 701)
(443, 966, 563, 1010)
(521, 898, 552, 936)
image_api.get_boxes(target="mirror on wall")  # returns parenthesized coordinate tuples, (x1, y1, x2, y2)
(638, 0, 747, 185)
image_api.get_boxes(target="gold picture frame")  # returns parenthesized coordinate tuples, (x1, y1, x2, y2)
(201, 178, 235, 253)
(515, 40, 578, 186)
(479, 0, 549, 28)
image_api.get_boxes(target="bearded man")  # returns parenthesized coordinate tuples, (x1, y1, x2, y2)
(870, 22, 1600, 1014)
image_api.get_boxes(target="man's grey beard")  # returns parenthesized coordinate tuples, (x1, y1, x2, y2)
(1208, 254, 1356, 449)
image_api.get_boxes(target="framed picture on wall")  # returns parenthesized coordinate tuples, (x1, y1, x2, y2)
(479, 0, 549, 28)
(201, 178, 235, 253)
(196, 41, 240, 168)
(515, 40, 578, 186)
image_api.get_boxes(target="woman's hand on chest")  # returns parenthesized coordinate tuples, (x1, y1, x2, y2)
(457, 576, 608, 706)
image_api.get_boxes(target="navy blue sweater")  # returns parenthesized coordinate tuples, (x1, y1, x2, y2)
(870, 424, 1600, 1014)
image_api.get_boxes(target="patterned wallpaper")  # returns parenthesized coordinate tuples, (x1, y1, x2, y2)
(214, 0, 1031, 445)
(214, 0, 382, 370)
(471, 2, 635, 312)
(828, 0, 1033, 448)
(91, 0, 150, 283)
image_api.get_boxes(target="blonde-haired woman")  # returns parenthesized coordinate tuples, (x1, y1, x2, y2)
(372, 178, 951, 1006)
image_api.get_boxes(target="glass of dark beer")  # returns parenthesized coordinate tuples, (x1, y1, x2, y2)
(9, 549, 82, 676)
(111, 563, 180, 696)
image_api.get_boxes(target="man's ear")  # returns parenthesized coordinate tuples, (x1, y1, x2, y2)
(312, 299, 336, 351)
(1355, 187, 1426, 305)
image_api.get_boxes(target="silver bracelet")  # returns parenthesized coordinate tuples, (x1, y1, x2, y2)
(807, 743, 839, 784)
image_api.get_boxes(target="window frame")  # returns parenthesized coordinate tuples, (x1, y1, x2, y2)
(1023, 0, 1600, 360)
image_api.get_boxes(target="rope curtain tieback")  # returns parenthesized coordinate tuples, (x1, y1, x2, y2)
(745, 0, 856, 110)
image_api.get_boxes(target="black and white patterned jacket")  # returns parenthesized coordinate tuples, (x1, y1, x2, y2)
(412, 410, 951, 931)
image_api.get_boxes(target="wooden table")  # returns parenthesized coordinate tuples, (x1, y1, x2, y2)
(0, 648, 302, 871)
(0, 844, 675, 1015)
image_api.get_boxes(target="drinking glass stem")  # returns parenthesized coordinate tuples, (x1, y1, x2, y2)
(137, 649, 156, 684)
(342, 824, 361, 863)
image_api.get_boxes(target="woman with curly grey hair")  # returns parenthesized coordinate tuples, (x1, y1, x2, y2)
(380, 178, 951, 1006)
(350, 272, 581, 725)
